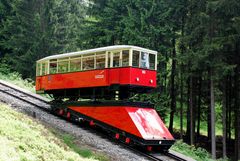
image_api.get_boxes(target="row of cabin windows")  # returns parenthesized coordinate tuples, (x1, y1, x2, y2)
(36, 50, 156, 76)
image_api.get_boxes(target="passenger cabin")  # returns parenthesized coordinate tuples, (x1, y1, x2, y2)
(36, 45, 157, 76)
(36, 45, 158, 100)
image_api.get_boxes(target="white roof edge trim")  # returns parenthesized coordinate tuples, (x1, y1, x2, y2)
(37, 45, 158, 62)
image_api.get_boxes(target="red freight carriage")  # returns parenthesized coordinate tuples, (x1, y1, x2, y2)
(36, 45, 158, 100)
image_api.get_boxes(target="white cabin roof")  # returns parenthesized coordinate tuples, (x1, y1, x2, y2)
(37, 45, 158, 62)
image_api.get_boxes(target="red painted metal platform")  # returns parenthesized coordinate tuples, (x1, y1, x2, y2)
(68, 106, 174, 141)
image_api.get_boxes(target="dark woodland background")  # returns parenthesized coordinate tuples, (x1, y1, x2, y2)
(0, 0, 239, 160)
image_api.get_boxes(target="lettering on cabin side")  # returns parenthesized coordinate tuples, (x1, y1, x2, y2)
(95, 75, 104, 79)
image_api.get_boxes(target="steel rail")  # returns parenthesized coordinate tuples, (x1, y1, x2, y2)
(0, 81, 51, 115)
(164, 152, 188, 161)
(0, 80, 49, 104)
(0, 80, 188, 161)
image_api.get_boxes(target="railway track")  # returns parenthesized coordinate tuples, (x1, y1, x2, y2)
(0, 80, 194, 161)
(114, 140, 190, 161)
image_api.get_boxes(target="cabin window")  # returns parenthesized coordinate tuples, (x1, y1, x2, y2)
(82, 54, 94, 70)
(113, 52, 120, 67)
(46, 62, 49, 74)
(132, 50, 140, 67)
(36, 63, 41, 76)
(58, 60, 69, 73)
(96, 54, 105, 69)
(149, 54, 155, 70)
(42, 63, 46, 75)
(108, 52, 111, 67)
(122, 50, 129, 66)
(70, 57, 81, 72)
(140, 52, 149, 69)
(50, 59, 57, 74)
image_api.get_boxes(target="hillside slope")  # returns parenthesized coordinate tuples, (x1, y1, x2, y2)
(0, 103, 96, 161)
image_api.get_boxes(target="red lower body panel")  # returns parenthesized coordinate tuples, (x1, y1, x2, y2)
(68, 106, 174, 141)
(36, 67, 156, 91)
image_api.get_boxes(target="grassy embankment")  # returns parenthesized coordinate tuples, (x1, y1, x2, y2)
(0, 71, 227, 161)
(0, 72, 35, 92)
(0, 103, 109, 161)
(0, 72, 109, 161)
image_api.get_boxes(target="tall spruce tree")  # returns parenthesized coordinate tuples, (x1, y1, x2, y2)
(0, 0, 85, 78)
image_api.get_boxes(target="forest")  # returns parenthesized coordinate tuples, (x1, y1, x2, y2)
(0, 0, 239, 160)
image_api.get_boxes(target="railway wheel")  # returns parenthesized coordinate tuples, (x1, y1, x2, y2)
(58, 109, 64, 115)
(66, 112, 71, 119)
(125, 137, 131, 144)
(147, 146, 152, 152)
(115, 133, 120, 139)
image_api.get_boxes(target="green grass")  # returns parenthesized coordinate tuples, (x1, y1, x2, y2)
(165, 114, 222, 136)
(0, 103, 98, 161)
(0, 71, 54, 100)
(0, 72, 35, 92)
(60, 134, 109, 161)
(167, 111, 230, 160)
(171, 140, 229, 161)
(164, 104, 233, 137)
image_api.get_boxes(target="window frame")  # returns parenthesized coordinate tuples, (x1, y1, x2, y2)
(57, 58, 70, 73)
(82, 53, 95, 71)
(105, 51, 108, 68)
(131, 50, 157, 70)
(129, 49, 133, 66)
(106, 49, 130, 68)
(36, 62, 41, 76)
(132, 50, 140, 68)
(149, 53, 156, 70)
(95, 53, 106, 69)
(140, 51, 150, 69)
(49, 59, 57, 74)
(41, 61, 48, 75)
(122, 50, 129, 67)
(70, 56, 82, 72)
(112, 50, 121, 67)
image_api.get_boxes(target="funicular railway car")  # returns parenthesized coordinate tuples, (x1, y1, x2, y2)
(36, 45, 157, 100)
(35, 45, 174, 151)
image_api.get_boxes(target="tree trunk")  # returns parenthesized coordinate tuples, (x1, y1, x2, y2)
(197, 75, 202, 138)
(186, 77, 191, 143)
(222, 78, 227, 159)
(164, 52, 168, 93)
(227, 76, 232, 143)
(234, 67, 240, 161)
(169, 38, 176, 133)
(210, 68, 216, 159)
(180, 64, 183, 139)
(189, 76, 194, 145)
(207, 71, 211, 142)
(226, 75, 230, 153)
(234, 41, 240, 161)
(180, 12, 185, 140)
